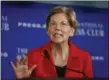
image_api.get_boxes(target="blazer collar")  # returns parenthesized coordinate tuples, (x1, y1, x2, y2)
(69, 41, 80, 58)
(42, 40, 79, 58)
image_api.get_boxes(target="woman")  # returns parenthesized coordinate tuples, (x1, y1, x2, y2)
(11, 6, 93, 79)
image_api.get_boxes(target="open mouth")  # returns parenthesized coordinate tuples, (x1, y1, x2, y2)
(53, 33, 63, 37)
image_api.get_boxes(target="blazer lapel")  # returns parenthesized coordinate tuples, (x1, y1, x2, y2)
(66, 41, 83, 73)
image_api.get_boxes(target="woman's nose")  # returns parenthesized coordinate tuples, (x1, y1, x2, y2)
(55, 24, 61, 30)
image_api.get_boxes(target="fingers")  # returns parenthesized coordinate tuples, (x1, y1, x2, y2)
(16, 56, 20, 67)
(23, 56, 28, 65)
(18, 55, 28, 65)
(10, 62, 16, 71)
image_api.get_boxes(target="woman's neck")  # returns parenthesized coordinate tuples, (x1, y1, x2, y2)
(51, 41, 69, 67)
(51, 41, 69, 55)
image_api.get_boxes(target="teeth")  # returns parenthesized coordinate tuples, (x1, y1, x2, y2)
(55, 34, 61, 37)
(54, 34, 62, 37)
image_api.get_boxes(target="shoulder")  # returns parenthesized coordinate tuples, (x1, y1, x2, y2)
(28, 47, 42, 55)
(70, 42, 92, 60)
(27, 47, 43, 62)
(27, 41, 51, 58)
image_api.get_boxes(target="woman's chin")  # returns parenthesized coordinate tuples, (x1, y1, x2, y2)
(52, 39, 63, 44)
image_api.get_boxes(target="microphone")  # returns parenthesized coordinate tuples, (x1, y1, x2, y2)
(67, 68, 87, 77)
(43, 49, 50, 60)
(43, 49, 87, 77)
(43, 49, 53, 65)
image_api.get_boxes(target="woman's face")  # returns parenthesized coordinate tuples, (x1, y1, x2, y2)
(47, 13, 75, 44)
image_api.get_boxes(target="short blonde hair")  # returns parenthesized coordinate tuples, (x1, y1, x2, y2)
(46, 6, 78, 34)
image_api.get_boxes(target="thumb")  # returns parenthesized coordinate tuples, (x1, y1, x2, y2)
(29, 65, 37, 72)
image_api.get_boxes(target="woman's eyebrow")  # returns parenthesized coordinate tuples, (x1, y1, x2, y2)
(50, 20, 56, 22)
(50, 20, 68, 22)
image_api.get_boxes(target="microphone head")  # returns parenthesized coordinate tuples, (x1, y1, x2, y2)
(43, 49, 49, 59)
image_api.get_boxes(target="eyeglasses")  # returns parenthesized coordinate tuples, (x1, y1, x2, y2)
(49, 21, 70, 29)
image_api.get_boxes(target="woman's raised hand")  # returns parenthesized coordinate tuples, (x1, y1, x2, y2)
(10, 55, 36, 79)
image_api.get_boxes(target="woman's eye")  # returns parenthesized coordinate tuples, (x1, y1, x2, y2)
(62, 23, 66, 25)
(50, 22, 56, 25)
(61, 22, 68, 26)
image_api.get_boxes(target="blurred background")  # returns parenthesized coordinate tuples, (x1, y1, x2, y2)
(38, 1, 109, 8)
(1, 1, 108, 79)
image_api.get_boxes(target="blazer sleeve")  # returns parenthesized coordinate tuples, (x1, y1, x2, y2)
(84, 52, 93, 78)
(27, 50, 40, 77)
(27, 50, 34, 68)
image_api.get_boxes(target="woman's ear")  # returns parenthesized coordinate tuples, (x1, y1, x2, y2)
(46, 30, 49, 35)
(69, 27, 75, 37)
(46, 28, 50, 35)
